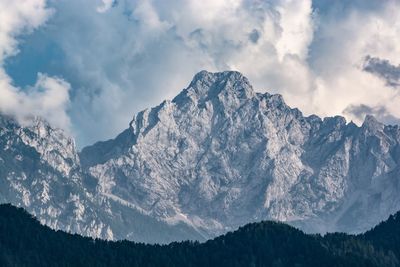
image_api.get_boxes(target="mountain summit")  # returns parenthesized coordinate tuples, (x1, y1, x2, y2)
(2, 71, 400, 242)
(82, 70, 400, 237)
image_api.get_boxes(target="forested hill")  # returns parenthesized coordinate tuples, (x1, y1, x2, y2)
(0, 204, 398, 267)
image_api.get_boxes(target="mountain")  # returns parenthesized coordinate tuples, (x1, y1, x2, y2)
(0, 203, 398, 267)
(81, 70, 400, 237)
(0, 115, 110, 237)
(1, 70, 400, 243)
(0, 115, 204, 243)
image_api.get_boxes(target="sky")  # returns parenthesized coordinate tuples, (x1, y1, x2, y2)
(1, 0, 400, 147)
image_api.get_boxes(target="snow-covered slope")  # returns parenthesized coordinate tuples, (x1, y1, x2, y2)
(81, 70, 400, 237)
(2, 70, 400, 243)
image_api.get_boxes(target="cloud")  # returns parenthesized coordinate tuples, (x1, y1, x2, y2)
(97, 0, 116, 13)
(17, 0, 315, 145)
(363, 56, 400, 87)
(344, 104, 400, 126)
(0, 0, 51, 62)
(307, 0, 400, 123)
(0, 0, 71, 130)
(0, 72, 71, 129)
(4, 0, 400, 146)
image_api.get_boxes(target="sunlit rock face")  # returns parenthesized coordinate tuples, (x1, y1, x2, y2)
(2, 71, 400, 243)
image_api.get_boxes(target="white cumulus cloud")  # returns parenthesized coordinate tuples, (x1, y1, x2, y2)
(4, 0, 400, 145)
(33, 0, 316, 145)
(97, 0, 115, 13)
(308, 0, 400, 124)
(0, 0, 71, 130)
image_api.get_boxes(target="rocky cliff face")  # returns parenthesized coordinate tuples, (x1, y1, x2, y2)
(2, 70, 400, 242)
(0, 115, 112, 238)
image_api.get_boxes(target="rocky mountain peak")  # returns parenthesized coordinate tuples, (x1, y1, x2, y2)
(2, 71, 400, 244)
(173, 70, 255, 106)
(362, 114, 384, 132)
(82, 71, 400, 240)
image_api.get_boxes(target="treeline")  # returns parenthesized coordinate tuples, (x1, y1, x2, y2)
(0, 203, 399, 267)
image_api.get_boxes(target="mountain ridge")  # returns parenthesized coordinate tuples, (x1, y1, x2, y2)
(80, 70, 400, 237)
(1, 70, 400, 242)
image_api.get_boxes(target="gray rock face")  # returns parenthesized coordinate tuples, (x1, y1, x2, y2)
(0, 116, 111, 238)
(2, 70, 400, 243)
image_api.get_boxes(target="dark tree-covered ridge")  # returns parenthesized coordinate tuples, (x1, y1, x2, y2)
(0, 203, 398, 267)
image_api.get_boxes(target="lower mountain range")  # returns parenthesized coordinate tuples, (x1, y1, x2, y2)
(1, 70, 400, 243)
(0, 203, 399, 267)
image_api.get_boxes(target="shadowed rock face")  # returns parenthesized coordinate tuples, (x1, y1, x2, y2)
(2, 70, 400, 243)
